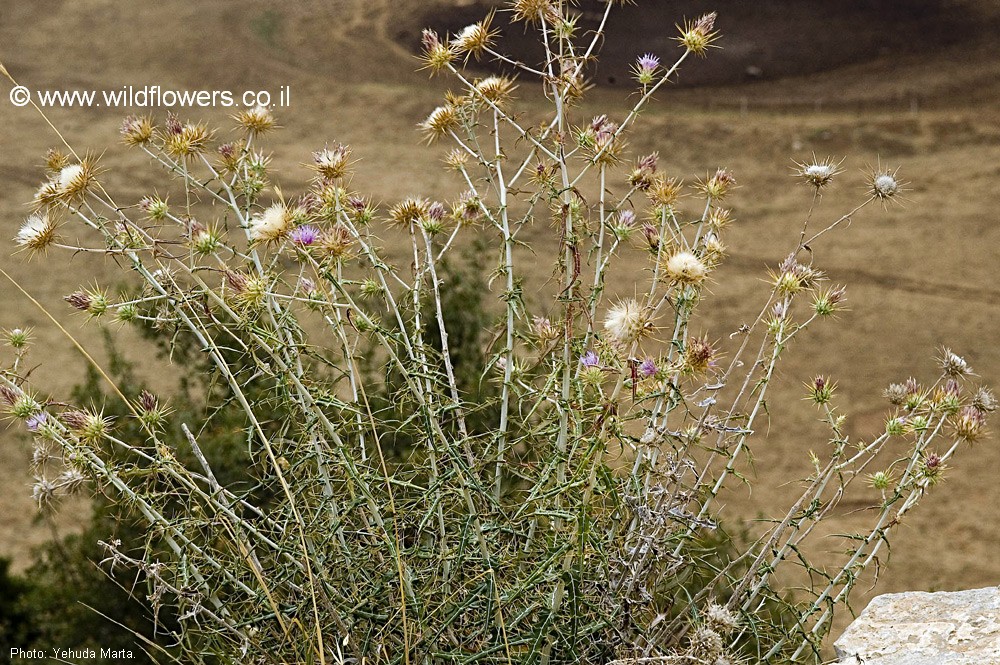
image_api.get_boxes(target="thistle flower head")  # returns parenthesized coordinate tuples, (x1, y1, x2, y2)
(511, 0, 556, 24)
(64, 288, 109, 317)
(531, 316, 557, 343)
(25, 411, 48, 433)
(628, 152, 659, 190)
(452, 13, 497, 59)
(632, 53, 661, 85)
(248, 203, 293, 243)
(55, 158, 99, 201)
(794, 155, 843, 189)
(15, 212, 58, 253)
(611, 209, 638, 239)
(473, 76, 517, 106)
(638, 357, 658, 378)
(319, 225, 354, 260)
(135, 390, 171, 430)
(389, 197, 430, 227)
(139, 195, 169, 221)
(290, 224, 321, 247)
(953, 405, 987, 441)
(664, 250, 708, 284)
(867, 163, 906, 204)
(234, 105, 276, 135)
(62, 409, 113, 444)
(420, 105, 460, 143)
(311, 144, 352, 180)
(703, 603, 740, 635)
(4, 327, 32, 350)
(697, 167, 736, 199)
(580, 351, 600, 368)
(676, 12, 720, 57)
(604, 299, 653, 344)
(120, 114, 155, 146)
(938, 347, 972, 377)
(683, 335, 717, 374)
(813, 285, 847, 316)
(420, 29, 455, 74)
(808, 375, 835, 405)
(649, 176, 683, 207)
(44, 148, 71, 173)
(163, 122, 214, 160)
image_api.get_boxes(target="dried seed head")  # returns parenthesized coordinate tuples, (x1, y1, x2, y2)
(867, 163, 906, 203)
(55, 158, 99, 201)
(44, 148, 71, 174)
(420, 105, 460, 142)
(953, 405, 987, 441)
(664, 250, 709, 284)
(56, 468, 88, 495)
(248, 203, 293, 243)
(698, 167, 736, 199)
(938, 347, 972, 377)
(311, 144, 352, 180)
(120, 114, 155, 146)
(163, 121, 214, 159)
(603, 299, 653, 344)
(473, 76, 517, 106)
(703, 603, 740, 635)
(452, 13, 497, 59)
(972, 387, 997, 414)
(683, 335, 717, 374)
(794, 155, 843, 189)
(320, 225, 354, 260)
(687, 626, 724, 662)
(15, 212, 58, 253)
(511, 0, 556, 24)
(648, 176, 683, 207)
(389, 197, 430, 227)
(32, 476, 59, 511)
(234, 105, 276, 135)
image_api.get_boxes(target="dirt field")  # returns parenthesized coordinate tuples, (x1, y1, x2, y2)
(1, 0, 999, 644)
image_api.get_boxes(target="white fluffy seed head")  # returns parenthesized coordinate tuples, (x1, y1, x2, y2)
(603, 299, 651, 343)
(665, 251, 708, 284)
(248, 204, 292, 242)
(16, 212, 57, 251)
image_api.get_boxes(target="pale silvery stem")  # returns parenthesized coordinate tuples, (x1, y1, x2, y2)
(495, 109, 516, 501)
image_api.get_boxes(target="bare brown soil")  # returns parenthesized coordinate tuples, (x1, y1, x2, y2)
(1, 0, 999, 645)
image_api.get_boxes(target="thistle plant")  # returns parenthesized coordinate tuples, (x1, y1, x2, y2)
(2, 3, 992, 664)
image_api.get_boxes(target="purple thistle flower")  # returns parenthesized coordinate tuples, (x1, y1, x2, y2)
(637, 53, 660, 71)
(639, 358, 657, 378)
(581, 351, 600, 368)
(26, 412, 47, 432)
(290, 225, 321, 247)
(617, 210, 637, 228)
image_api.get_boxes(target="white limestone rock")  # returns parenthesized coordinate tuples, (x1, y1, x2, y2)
(835, 586, 1000, 665)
